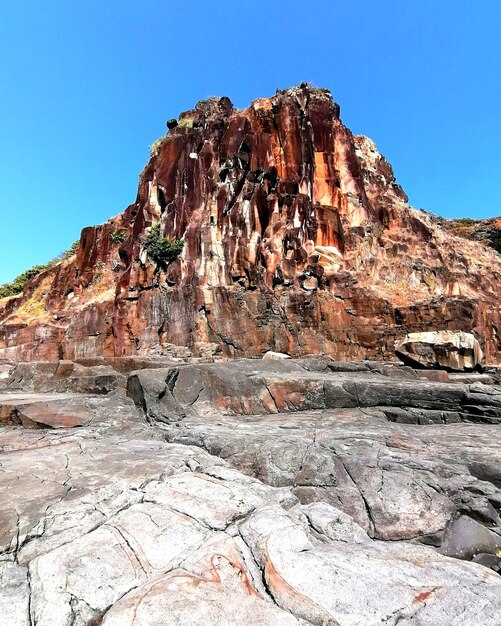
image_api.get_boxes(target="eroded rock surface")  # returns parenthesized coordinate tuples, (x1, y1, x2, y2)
(1, 358, 501, 625)
(1, 84, 501, 363)
(125, 357, 501, 424)
(395, 330, 483, 371)
(2, 427, 501, 625)
(437, 215, 501, 254)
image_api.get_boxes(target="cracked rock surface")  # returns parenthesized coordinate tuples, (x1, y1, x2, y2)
(1, 358, 501, 624)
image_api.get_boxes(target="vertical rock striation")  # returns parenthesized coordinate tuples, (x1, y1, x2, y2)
(1, 84, 500, 362)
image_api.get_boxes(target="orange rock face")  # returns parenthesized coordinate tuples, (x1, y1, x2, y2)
(1, 84, 501, 362)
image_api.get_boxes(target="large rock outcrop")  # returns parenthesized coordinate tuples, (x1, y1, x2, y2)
(1, 84, 500, 362)
(435, 216, 501, 254)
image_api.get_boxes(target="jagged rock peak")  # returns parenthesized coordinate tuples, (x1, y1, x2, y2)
(167, 84, 340, 134)
(178, 95, 235, 125)
(273, 82, 340, 115)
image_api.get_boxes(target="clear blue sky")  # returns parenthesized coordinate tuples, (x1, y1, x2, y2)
(1, 1, 500, 283)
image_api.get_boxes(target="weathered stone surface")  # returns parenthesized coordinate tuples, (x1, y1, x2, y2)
(1, 85, 501, 363)
(262, 351, 291, 361)
(126, 358, 501, 422)
(0, 562, 29, 626)
(161, 407, 501, 542)
(472, 552, 501, 573)
(241, 504, 501, 625)
(131, 358, 501, 552)
(0, 393, 94, 428)
(1, 358, 501, 624)
(1, 420, 501, 625)
(440, 515, 501, 560)
(0, 360, 126, 394)
(416, 369, 450, 382)
(0, 392, 139, 429)
(395, 330, 484, 371)
(439, 215, 501, 254)
(101, 558, 305, 626)
(0, 357, 501, 626)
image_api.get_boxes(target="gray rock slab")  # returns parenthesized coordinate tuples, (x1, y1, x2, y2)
(1, 358, 501, 624)
(240, 503, 501, 625)
(440, 515, 501, 560)
(126, 359, 501, 423)
(161, 409, 501, 543)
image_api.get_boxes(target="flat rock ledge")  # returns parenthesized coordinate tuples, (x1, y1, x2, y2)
(1, 357, 500, 625)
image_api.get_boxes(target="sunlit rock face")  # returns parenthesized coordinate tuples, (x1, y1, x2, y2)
(1, 84, 501, 362)
(395, 331, 484, 371)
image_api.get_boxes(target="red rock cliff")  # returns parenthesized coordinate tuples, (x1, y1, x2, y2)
(1, 84, 501, 362)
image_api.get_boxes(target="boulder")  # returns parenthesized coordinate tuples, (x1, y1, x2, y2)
(395, 331, 483, 371)
(440, 516, 501, 560)
(262, 351, 291, 361)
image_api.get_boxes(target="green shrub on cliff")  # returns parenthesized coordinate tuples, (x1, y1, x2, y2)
(144, 225, 183, 265)
(59, 240, 80, 260)
(0, 240, 80, 299)
(451, 217, 478, 226)
(149, 133, 167, 155)
(0, 264, 53, 298)
(177, 117, 194, 129)
(109, 230, 127, 245)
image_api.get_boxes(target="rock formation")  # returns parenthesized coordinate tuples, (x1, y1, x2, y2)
(435, 216, 501, 254)
(1, 357, 501, 624)
(2, 84, 501, 624)
(1, 84, 500, 363)
(395, 330, 483, 371)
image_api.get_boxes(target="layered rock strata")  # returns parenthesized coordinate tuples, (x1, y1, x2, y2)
(1, 84, 501, 362)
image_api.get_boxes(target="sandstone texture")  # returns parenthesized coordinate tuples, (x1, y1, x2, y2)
(1, 358, 501, 625)
(0, 84, 500, 363)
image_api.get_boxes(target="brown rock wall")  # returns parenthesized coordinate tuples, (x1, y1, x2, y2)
(1, 84, 500, 363)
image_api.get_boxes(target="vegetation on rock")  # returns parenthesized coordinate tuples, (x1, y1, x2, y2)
(109, 230, 127, 244)
(149, 134, 167, 155)
(0, 240, 79, 299)
(143, 225, 183, 265)
(430, 214, 501, 255)
(177, 117, 194, 129)
(59, 240, 80, 260)
(0, 265, 53, 298)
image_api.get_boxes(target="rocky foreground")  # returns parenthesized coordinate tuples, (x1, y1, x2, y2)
(1, 357, 501, 625)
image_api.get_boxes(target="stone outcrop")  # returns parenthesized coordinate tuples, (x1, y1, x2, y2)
(124, 357, 501, 424)
(395, 330, 484, 371)
(1, 357, 501, 624)
(1, 84, 500, 363)
(435, 216, 501, 254)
